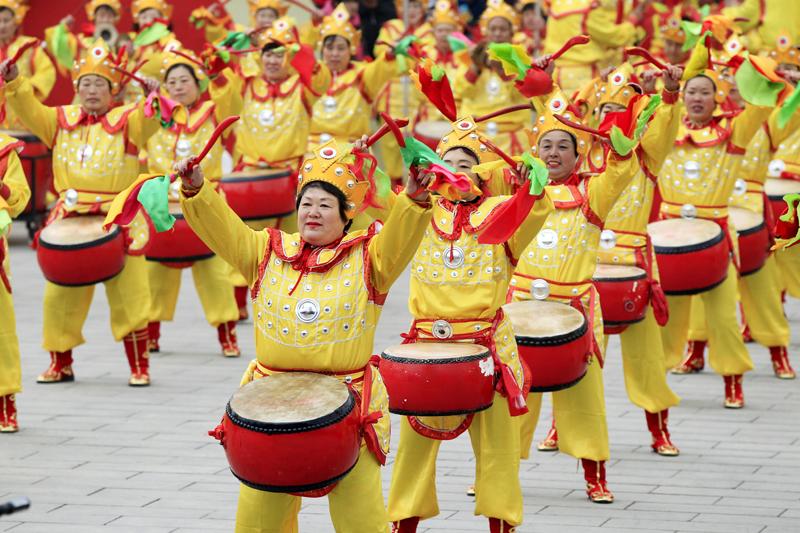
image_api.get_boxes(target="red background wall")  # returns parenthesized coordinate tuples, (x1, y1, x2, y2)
(22, 0, 215, 105)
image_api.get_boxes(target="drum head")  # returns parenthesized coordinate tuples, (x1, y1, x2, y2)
(40, 216, 117, 246)
(503, 301, 585, 338)
(414, 121, 451, 139)
(648, 218, 721, 248)
(383, 343, 488, 362)
(729, 206, 762, 232)
(593, 264, 647, 281)
(222, 168, 293, 181)
(765, 178, 800, 198)
(0, 129, 37, 142)
(230, 372, 351, 425)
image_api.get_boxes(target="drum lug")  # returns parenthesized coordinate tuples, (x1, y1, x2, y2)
(208, 423, 225, 446)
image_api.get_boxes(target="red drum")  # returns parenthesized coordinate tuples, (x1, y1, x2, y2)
(503, 301, 591, 392)
(221, 168, 295, 221)
(592, 264, 649, 334)
(2, 129, 53, 215)
(210, 372, 361, 494)
(380, 343, 495, 415)
(730, 206, 769, 276)
(37, 216, 125, 286)
(413, 121, 451, 151)
(648, 218, 730, 295)
(145, 203, 213, 268)
(765, 178, 800, 219)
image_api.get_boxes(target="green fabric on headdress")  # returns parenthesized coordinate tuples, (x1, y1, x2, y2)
(218, 31, 252, 51)
(52, 23, 74, 69)
(519, 153, 549, 196)
(487, 43, 531, 80)
(134, 22, 170, 47)
(400, 137, 455, 171)
(735, 57, 785, 107)
(136, 175, 175, 232)
(778, 86, 800, 129)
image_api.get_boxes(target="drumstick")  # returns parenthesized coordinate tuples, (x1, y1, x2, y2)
(479, 137, 518, 170)
(366, 116, 409, 148)
(623, 47, 668, 71)
(554, 113, 608, 139)
(546, 35, 590, 65)
(7, 40, 37, 65)
(183, 115, 240, 174)
(111, 65, 148, 87)
(170, 49, 204, 68)
(474, 104, 531, 123)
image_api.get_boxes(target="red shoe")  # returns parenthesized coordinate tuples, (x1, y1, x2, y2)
(124, 329, 150, 386)
(645, 409, 679, 456)
(218, 321, 241, 357)
(723, 375, 744, 408)
(0, 394, 18, 432)
(234, 286, 249, 321)
(537, 420, 558, 451)
(391, 517, 420, 533)
(37, 351, 74, 383)
(671, 340, 706, 374)
(769, 346, 795, 379)
(582, 459, 614, 503)
(489, 518, 517, 532)
(147, 321, 161, 352)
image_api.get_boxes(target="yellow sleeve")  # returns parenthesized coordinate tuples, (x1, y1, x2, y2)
(361, 54, 398, 101)
(722, 0, 761, 33)
(766, 105, 800, 148)
(1, 151, 30, 218)
(584, 6, 639, 49)
(639, 92, 682, 174)
(209, 67, 243, 121)
(4, 77, 58, 149)
(29, 46, 57, 101)
(299, 22, 321, 47)
(367, 192, 432, 294)
(181, 180, 270, 286)
(126, 102, 160, 150)
(587, 151, 640, 221)
(302, 62, 332, 105)
(506, 191, 554, 260)
(730, 103, 773, 151)
(364, 189, 397, 222)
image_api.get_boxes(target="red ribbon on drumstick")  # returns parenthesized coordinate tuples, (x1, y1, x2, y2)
(6, 40, 38, 66)
(181, 115, 240, 175)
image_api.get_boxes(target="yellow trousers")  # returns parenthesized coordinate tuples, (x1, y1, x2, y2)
(0, 245, 21, 396)
(147, 257, 238, 327)
(42, 255, 150, 352)
(234, 446, 389, 533)
(615, 308, 681, 413)
(774, 246, 800, 299)
(387, 393, 523, 526)
(688, 257, 790, 347)
(661, 264, 754, 375)
(520, 359, 609, 462)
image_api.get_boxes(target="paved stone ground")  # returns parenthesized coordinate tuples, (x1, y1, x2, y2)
(1, 225, 799, 533)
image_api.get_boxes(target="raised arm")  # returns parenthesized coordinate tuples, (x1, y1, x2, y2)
(2, 74, 58, 148)
(587, 150, 640, 222)
(209, 67, 244, 121)
(639, 69, 683, 174)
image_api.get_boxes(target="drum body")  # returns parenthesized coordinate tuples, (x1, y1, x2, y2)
(503, 301, 591, 392)
(593, 265, 649, 334)
(214, 372, 361, 494)
(37, 216, 126, 286)
(145, 203, 213, 269)
(765, 178, 800, 219)
(648, 218, 730, 295)
(730, 206, 769, 276)
(221, 169, 295, 221)
(413, 121, 451, 151)
(381, 343, 495, 415)
(2, 130, 52, 215)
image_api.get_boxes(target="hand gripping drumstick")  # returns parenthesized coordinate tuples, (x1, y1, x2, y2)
(181, 115, 240, 175)
(6, 40, 38, 66)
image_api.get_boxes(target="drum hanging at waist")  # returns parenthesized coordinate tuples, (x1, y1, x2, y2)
(729, 206, 769, 276)
(144, 203, 213, 269)
(592, 264, 649, 334)
(221, 168, 295, 221)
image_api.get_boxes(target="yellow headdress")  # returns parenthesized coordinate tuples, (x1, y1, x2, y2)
(259, 16, 299, 46)
(660, 7, 686, 45)
(297, 140, 370, 219)
(132, 0, 172, 19)
(248, 0, 288, 19)
(594, 64, 642, 111)
(159, 47, 208, 89)
(320, 3, 360, 54)
(435, 116, 502, 170)
(765, 32, 800, 68)
(0, 0, 27, 24)
(71, 39, 124, 94)
(528, 91, 591, 158)
(480, 0, 520, 34)
(85, 0, 121, 20)
(430, 0, 461, 28)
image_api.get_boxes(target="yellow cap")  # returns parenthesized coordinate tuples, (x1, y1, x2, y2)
(248, 0, 288, 19)
(258, 16, 299, 47)
(528, 92, 591, 158)
(297, 140, 370, 219)
(660, 7, 686, 45)
(132, 0, 172, 19)
(765, 32, 800, 68)
(320, 3, 360, 54)
(430, 0, 461, 28)
(594, 64, 642, 111)
(480, 0, 520, 34)
(85, 0, 121, 20)
(71, 39, 124, 94)
(435, 116, 501, 175)
(0, 0, 27, 24)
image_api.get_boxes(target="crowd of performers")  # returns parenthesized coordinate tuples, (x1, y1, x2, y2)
(1, 0, 799, 531)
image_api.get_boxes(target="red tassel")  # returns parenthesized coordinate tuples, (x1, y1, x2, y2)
(290, 44, 317, 87)
(650, 281, 669, 326)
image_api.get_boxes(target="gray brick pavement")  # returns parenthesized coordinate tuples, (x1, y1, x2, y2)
(1, 226, 799, 533)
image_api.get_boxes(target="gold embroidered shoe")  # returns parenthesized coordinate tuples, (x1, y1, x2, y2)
(37, 351, 75, 383)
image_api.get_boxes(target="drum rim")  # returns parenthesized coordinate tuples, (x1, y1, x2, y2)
(381, 350, 491, 365)
(592, 271, 648, 282)
(230, 456, 359, 494)
(225, 390, 355, 434)
(389, 401, 494, 417)
(514, 319, 589, 346)
(239, 209, 295, 222)
(145, 252, 215, 263)
(41, 268, 123, 287)
(530, 369, 587, 393)
(737, 220, 766, 238)
(221, 169, 293, 183)
(652, 227, 725, 255)
(39, 224, 122, 251)
(603, 315, 647, 327)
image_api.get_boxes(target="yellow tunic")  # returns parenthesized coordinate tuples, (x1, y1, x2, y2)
(0, 36, 56, 130)
(769, 116, 800, 298)
(723, 0, 800, 52)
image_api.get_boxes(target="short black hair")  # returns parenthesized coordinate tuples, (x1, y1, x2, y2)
(323, 35, 351, 49)
(296, 181, 354, 233)
(165, 63, 199, 86)
(261, 42, 283, 55)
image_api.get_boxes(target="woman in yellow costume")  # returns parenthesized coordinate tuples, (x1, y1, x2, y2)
(144, 48, 243, 357)
(46, 1, 123, 75)
(0, 40, 161, 387)
(513, 1, 546, 56)
(0, 0, 55, 130)
(507, 65, 641, 502)
(386, 70, 553, 531)
(0, 134, 30, 433)
(176, 129, 433, 532)
(130, 0, 182, 80)
(656, 58, 787, 407)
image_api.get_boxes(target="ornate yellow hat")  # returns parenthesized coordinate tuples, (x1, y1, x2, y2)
(594, 64, 642, 111)
(712, 34, 748, 67)
(132, 0, 173, 19)
(85, 0, 121, 20)
(430, 0, 461, 28)
(480, 0, 520, 34)
(765, 32, 800, 68)
(528, 92, 591, 158)
(660, 7, 686, 45)
(258, 16, 299, 46)
(248, 0, 288, 18)
(320, 3, 360, 54)
(297, 140, 370, 219)
(435, 116, 502, 173)
(0, 0, 27, 24)
(71, 39, 124, 94)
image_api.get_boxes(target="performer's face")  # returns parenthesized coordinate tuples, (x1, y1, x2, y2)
(323, 36, 351, 74)
(538, 130, 577, 182)
(683, 76, 716, 124)
(521, 8, 543, 32)
(443, 148, 481, 201)
(254, 8, 278, 29)
(486, 17, 513, 44)
(297, 186, 347, 246)
(77, 75, 112, 115)
(261, 49, 288, 82)
(165, 65, 199, 107)
(598, 102, 626, 123)
(664, 39, 689, 65)
(136, 8, 162, 27)
(406, 2, 425, 26)
(94, 6, 119, 26)
(0, 8, 17, 42)
(433, 23, 456, 51)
